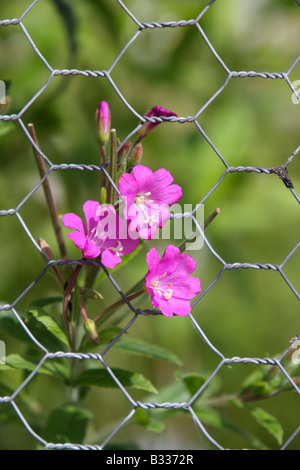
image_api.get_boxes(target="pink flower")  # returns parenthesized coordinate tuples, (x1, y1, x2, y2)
(62, 200, 139, 269)
(96, 101, 111, 144)
(137, 105, 178, 138)
(145, 245, 201, 317)
(118, 164, 182, 240)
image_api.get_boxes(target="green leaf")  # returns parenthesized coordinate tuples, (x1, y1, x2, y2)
(240, 369, 273, 398)
(100, 326, 123, 344)
(113, 337, 183, 367)
(43, 403, 91, 444)
(0, 353, 68, 379)
(75, 367, 157, 394)
(251, 407, 284, 446)
(27, 308, 69, 349)
(134, 408, 165, 433)
(0, 122, 14, 138)
(0, 310, 33, 345)
(175, 371, 206, 396)
(194, 406, 267, 449)
(29, 297, 63, 308)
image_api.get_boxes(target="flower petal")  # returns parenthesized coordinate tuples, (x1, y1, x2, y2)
(62, 213, 86, 234)
(67, 231, 88, 250)
(82, 240, 101, 259)
(101, 249, 122, 269)
(83, 200, 101, 235)
(118, 172, 138, 197)
(156, 297, 175, 317)
(152, 168, 174, 188)
(146, 247, 161, 272)
(156, 245, 180, 276)
(131, 164, 155, 193)
(177, 253, 197, 275)
(161, 276, 201, 300)
(168, 297, 192, 316)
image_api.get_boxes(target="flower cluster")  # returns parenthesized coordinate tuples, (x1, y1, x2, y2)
(62, 104, 201, 317)
(62, 201, 139, 269)
(119, 164, 182, 240)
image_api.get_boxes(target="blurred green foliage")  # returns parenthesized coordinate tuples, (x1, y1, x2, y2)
(0, 0, 299, 450)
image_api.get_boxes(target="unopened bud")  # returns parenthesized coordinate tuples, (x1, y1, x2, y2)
(129, 142, 143, 166)
(136, 105, 177, 139)
(117, 141, 131, 162)
(84, 319, 99, 345)
(96, 101, 111, 145)
(100, 186, 107, 205)
(38, 237, 55, 260)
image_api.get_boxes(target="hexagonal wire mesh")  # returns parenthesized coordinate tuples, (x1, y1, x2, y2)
(0, 0, 299, 450)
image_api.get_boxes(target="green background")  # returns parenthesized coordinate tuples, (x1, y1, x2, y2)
(0, 0, 299, 450)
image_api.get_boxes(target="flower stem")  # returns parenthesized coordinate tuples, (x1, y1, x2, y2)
(93, 287, 146, 325)
(179, 207, 220, 253)
(107, 128, 118, 205)
(100, 143, 106, 189)
(62, 265, 82, 349)
(28, 123, 67, 260)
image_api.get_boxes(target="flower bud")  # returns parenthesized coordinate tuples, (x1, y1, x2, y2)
(100, 186, 107, 205)
(84, 319, 99, 345)
(129, 142, 143, 166)
(38, 237, 55, 260)
(96, 101, 111, 144)
(137, 105, 177, 139)
(117, 141, 131, 162)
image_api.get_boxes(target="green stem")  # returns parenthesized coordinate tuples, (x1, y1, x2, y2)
(100, 143, 106, 189)
(93, 287, 146, 325)
(28, 123, 67, 260)
(178, 207, 220, 253)
(62, 265, 83, 350)
(107, 129, 118, 205)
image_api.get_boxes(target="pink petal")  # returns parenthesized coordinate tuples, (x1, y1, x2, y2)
(101, 249, 122, 269)
(168, 297, 192, 316)
(154, 203, 170, 228)
(151, 183, 182, 206)
(67, 231, 89, 250)
(62, 213, 86, 234)
(152, 168, 174, 190)
(177, 253, 197, 275)
(119, 229, 140, 255)
(156, 245, 180, 276)
(82, 240, 101, 259)
(156, 297, 175, 317)
(118, 172, 138, 197)
(131, 165, 155, 193)
(97, 101, 110, 133)
(138, 223, 158, 240)
(83, 200, 101, 235)
(122, 194, 135, 220)
(146, 247, 161, 272)
(162, 276, 201, 300)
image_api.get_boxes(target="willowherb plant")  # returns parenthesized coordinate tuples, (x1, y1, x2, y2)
(0, 102, 298, 449)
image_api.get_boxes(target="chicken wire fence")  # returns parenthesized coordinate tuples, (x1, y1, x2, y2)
(0, 0, 299, 450)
